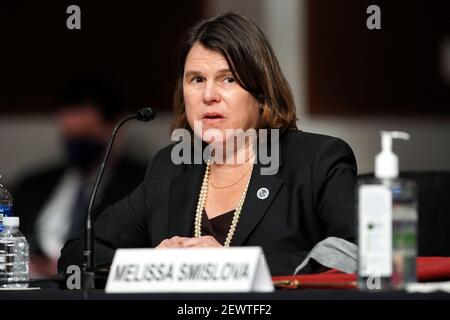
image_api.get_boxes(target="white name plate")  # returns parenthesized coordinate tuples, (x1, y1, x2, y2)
(105, 247, 274, 293)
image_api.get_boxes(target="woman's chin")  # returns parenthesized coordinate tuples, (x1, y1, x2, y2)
(201, 135, 226, 144)
(198, 126, 227, 143)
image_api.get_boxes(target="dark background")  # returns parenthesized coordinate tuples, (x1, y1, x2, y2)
(1, 1, 449, 116)
(307, 0, 450, 116)
(0, 1, 206, 114)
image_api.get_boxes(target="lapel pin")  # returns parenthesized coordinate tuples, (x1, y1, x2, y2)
(257, 187, 269, 200)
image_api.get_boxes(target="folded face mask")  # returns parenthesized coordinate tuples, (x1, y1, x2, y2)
(294, 237, 358, 275)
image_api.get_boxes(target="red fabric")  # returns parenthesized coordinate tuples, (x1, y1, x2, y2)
(417, 257, 450, 281)
(272, 257, 450, 289)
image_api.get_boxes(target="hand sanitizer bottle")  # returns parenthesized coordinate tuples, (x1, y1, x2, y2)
(358, 131, 418, 290)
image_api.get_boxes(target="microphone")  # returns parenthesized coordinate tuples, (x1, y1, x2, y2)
(136, 107, 156, 121)
(83, 107, 156, 289)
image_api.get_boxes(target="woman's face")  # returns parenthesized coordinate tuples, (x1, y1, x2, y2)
(183, 43, 260, 143)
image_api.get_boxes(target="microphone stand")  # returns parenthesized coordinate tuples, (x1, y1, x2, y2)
(82, 108, 156, 290)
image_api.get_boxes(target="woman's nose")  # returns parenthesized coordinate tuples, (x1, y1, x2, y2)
(202, 81, 221, 105)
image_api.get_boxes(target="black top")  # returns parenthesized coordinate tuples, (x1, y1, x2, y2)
(58, 130, 357, 276)
(201, 209, 235, 245)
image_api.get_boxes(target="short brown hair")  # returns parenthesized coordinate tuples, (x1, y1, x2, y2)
(172, 12, 297, 132)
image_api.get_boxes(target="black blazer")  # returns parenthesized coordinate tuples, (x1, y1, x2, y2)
(58, 130, 357, 276)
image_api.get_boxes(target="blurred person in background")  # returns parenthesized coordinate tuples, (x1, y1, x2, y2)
(12, 76, 147, 277)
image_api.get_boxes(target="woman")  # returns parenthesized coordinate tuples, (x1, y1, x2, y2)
(58, 13, 357, 276)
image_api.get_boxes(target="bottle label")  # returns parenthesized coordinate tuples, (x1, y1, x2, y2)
(0, 205, 12, 232)
(393, 205, 417, 252)
(358, 185, 393, 277)
(0, 205, 12, 217)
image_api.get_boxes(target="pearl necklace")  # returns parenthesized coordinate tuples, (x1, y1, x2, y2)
(194, 159, 253, 247)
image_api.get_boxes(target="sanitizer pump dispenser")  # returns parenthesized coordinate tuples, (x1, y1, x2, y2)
(358, 131, 418, 290)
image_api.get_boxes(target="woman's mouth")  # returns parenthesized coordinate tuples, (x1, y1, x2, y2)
(202, 112, 225, 125)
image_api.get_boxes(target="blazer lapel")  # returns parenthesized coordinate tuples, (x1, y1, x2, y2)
(231, 161, 284, 246)
(168, 162, 205, 238)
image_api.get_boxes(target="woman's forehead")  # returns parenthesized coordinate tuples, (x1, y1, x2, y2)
(184, 43, 230, 74)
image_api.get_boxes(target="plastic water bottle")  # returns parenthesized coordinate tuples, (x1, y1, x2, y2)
(0, 217, 29, 288)
(0, 175, 13, 232)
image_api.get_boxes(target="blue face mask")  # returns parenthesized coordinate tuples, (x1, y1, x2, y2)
(64, 137, 106, 174)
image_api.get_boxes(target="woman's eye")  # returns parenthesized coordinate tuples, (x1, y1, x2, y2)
(191, 76, 203, 83)
(223, 77, 236, 84)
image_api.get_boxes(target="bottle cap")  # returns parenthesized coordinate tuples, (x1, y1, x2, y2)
(375, 131, 410, 179)
(3, 216, 19, 227)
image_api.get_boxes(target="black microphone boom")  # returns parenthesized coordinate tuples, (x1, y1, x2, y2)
(83, 107, 156, 289)
(136, 107, 156, 121)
